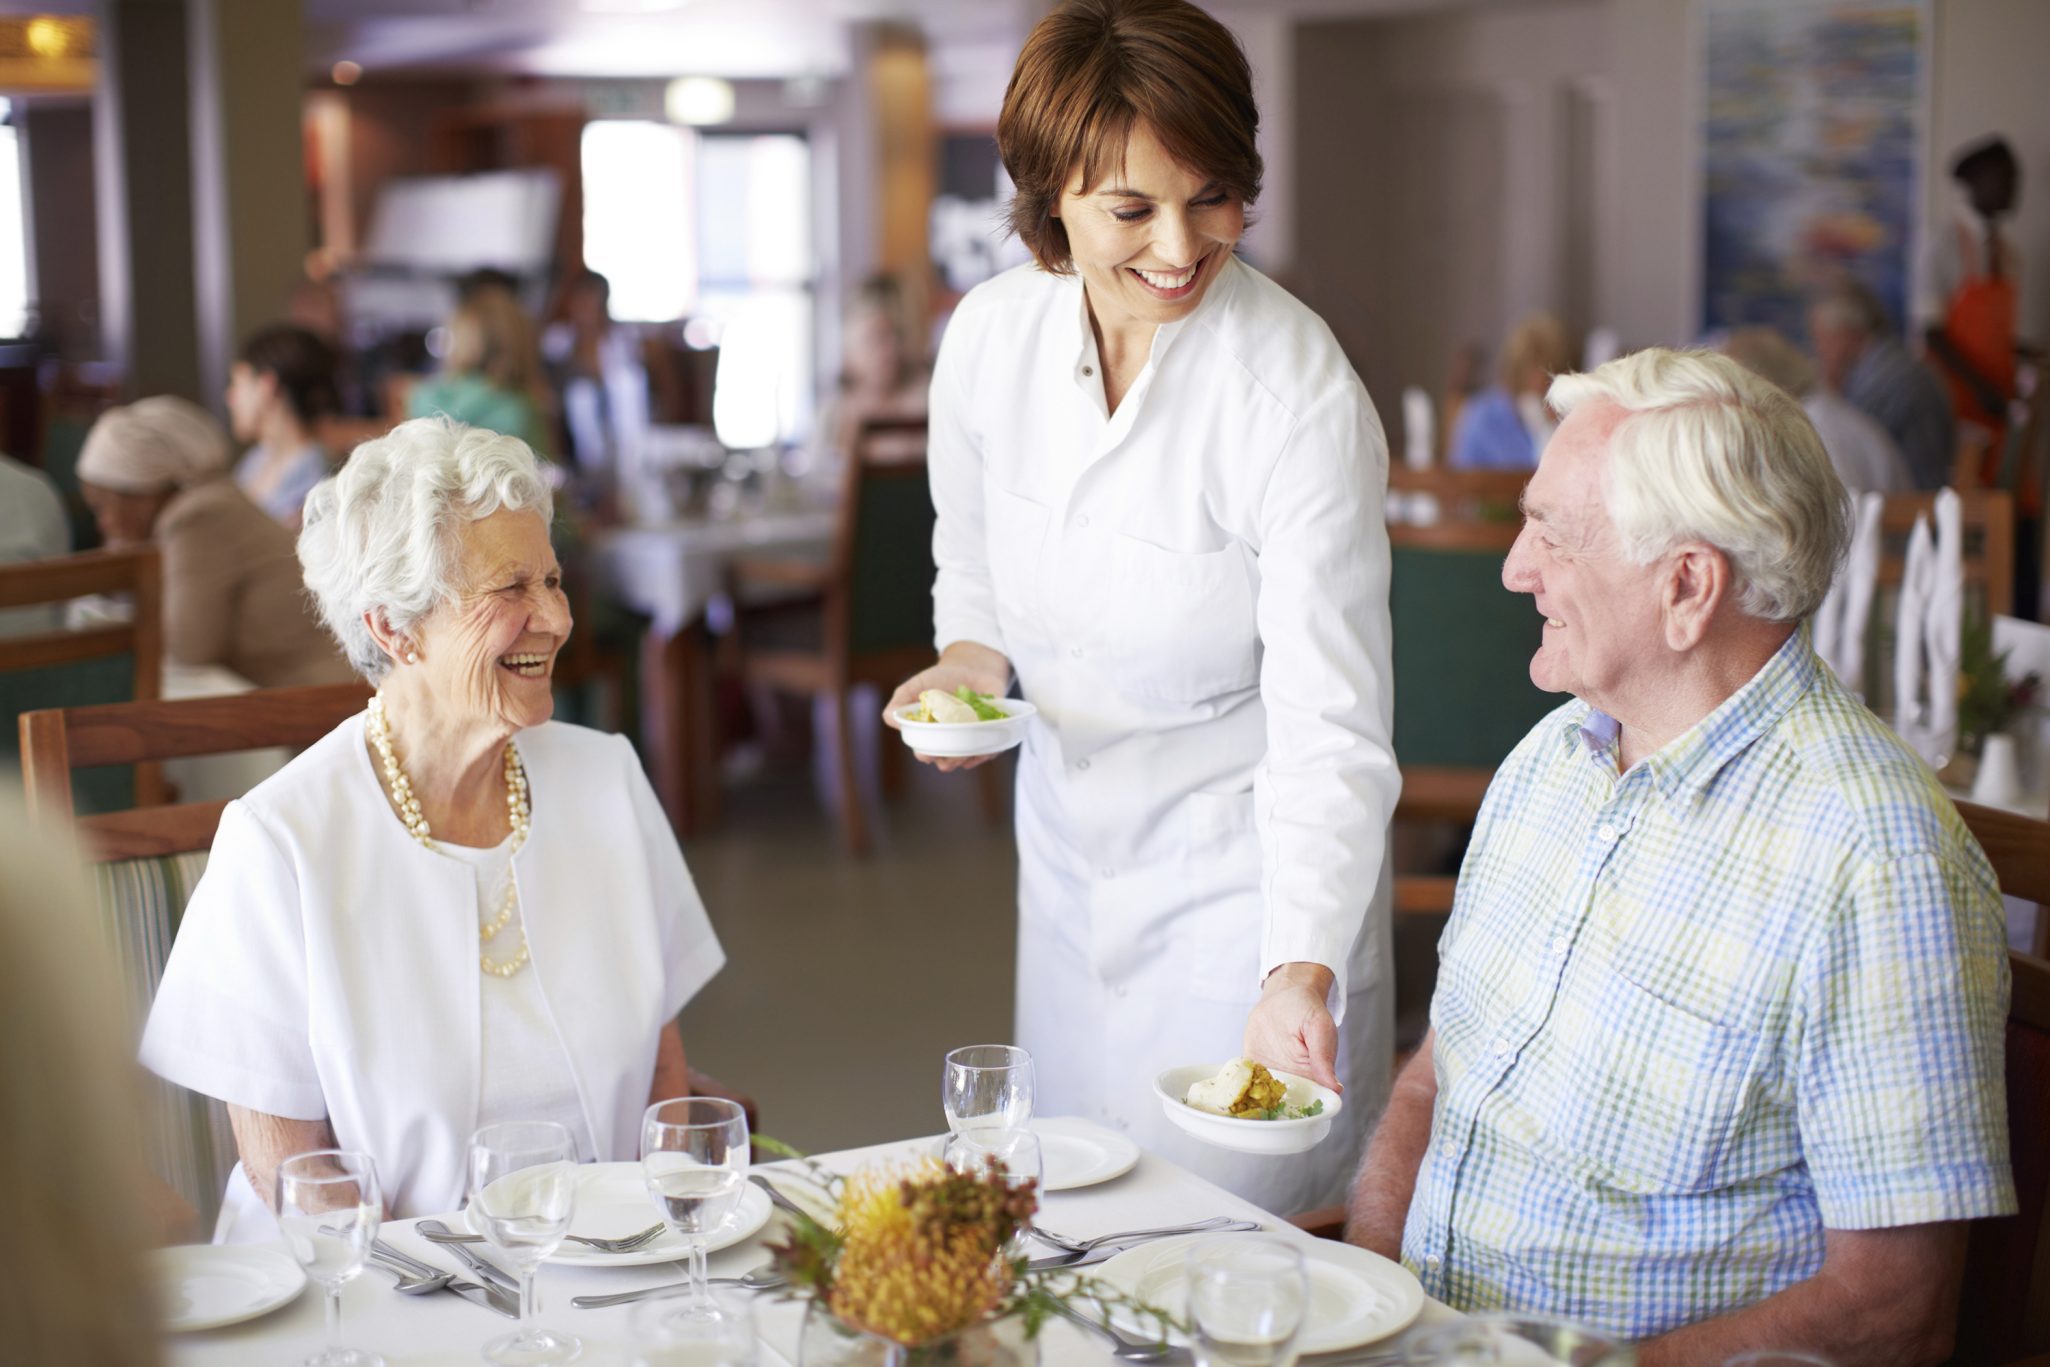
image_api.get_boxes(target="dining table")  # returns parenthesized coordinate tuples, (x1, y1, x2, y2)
(163, 1127, 1455, 1366)
(589, 506, 839, 835)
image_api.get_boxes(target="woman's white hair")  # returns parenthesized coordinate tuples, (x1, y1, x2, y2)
(298, 417, 554, 680)
(1548, 347, 1850, 623)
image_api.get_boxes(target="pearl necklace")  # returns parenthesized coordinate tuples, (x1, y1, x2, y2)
(367, 693, 534, 978)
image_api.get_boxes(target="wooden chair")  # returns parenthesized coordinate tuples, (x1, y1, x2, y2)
(1387, 466, 1530, 540)
(1953, 800, 2050, 1363)
(727, 417, 998, 856)
(20, 683, 759, 1230)
(0, 545, 166, 811)
(1877, 489, 2015, 620)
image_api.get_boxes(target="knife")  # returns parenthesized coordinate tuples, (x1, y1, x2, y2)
(367, 1250, 519, 1319)
(416, 1219, 521, 1296)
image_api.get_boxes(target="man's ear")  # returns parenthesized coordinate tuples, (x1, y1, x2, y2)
(1662, 543, 1729, 651)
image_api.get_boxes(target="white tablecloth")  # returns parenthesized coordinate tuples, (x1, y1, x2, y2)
(164, 1129, 1453, 1365)
(592, 510, 838, 635)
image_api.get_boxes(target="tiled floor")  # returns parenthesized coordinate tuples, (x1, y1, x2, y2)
(672, 748, 1021, 1155)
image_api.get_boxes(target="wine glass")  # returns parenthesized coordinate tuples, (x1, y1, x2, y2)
(468, 1121, 581, 1366)
(641, 1098, 751, 1319)
(1402, 1313, 1634, 1366)
(629, 1284, 758, 1367)
(1186, 1237, 1310, 1367)
(276, 1149, 384, 1367)
(941, 1045, 1035, 1137)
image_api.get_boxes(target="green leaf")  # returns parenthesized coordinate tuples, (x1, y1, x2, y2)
(953, 685, 1006, 721)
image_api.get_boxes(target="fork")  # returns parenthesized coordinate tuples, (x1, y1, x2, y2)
(420, 1221, 667, 1254)
(1030, 1215, 1250, 1255)
(1049, 1299, 1186, 1363)
(367, 1250, 453, 1294)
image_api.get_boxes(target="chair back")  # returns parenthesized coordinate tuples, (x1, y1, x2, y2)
(0, 546, 165, 811)
(16, 683, 371, 1231)
(832, 417, 936, 663)
(1953, 800, 2050, 1362)
(1390, 524, 1553, 771)
(1388, 466, 1530, 533)
(1876, 489, 2014, 618)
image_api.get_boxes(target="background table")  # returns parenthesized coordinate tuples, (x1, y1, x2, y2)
(591, 509, 836, 833)
(166, 1130, 1453, 1366)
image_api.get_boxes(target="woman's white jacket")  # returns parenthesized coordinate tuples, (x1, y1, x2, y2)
(140, 714, 725, 1239)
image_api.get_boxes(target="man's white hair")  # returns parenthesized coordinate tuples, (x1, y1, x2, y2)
(1548, 347, 1850, 623)
(298, 417, 555, 681)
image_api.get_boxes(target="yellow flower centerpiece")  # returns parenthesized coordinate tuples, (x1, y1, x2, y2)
(764, 1145, 1175, 1367)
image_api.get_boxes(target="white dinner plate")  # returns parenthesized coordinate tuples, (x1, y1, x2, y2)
(1093, 1233, 1424, 1354)
(154, 1245, 307, 1333)
(464, 1162, 773, 1267)
(1033, 1116, 1141, 1191)
(893, 699, 1037, 758)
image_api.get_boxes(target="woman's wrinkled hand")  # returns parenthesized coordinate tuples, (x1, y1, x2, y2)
(882, 642, 1014, 773)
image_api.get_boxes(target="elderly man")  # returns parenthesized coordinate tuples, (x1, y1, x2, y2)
(1809, 280, 1956, 491)
(1345, 349, 2013, 1362)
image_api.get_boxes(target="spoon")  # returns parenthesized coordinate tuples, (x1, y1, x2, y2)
(368, 1251, 453, 1295)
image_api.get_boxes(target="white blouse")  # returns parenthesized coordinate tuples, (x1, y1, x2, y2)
(141, 715, 725, 1240)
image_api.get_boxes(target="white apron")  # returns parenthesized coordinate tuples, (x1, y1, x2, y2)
(928, 259, 1400, 1212)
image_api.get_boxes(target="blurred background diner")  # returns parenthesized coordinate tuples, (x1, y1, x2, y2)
(0, 0, 2045, 1320)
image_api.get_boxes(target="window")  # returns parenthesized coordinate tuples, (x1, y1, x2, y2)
(580, 121, 815, 448)
(0, 111, 30, 339)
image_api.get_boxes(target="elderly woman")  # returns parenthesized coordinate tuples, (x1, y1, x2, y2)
(1448, 312, 1576, 470)
(140, 418, 725, 1243)
(77, 396, 352, 688)
(883, 0, 1397, 1213)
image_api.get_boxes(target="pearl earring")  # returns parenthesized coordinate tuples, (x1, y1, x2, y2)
(405, 650, 420, 665)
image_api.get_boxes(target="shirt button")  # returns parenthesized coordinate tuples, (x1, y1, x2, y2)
(1077, 758, 1091, 771)
(1076, 513, 1091, 528)
(1069, 645, 1083, 658)
(1550, 935, 1569, 955)
(1100, 866, 1115, 880)
(1492, 1037, 1511, 1057)
(1114, 984, 1128, 999)
(1596, 823, 1618, 843)
(1425, 1253, 1442, 1271)
(1081, 364, 1094, 376)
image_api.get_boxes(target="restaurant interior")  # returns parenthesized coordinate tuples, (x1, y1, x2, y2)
(1, 0, 2048, 1362)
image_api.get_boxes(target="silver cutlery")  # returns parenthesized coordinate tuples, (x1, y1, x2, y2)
(421, 1221, 667, 1255)
(749, 1172, 817, 1222)
(369, 1243, 517, 1319)
(1050, 1299, 1185, 1363)
(1024, 1220, 1264, 1273)
(1030, 1216, 1249, 1256)
(570, 1264, 787, 1310)
(368, 1251, 452, 1295)
(416, 1219, 520, 1294)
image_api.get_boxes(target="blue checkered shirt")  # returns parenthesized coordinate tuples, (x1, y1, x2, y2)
(1402, 631, 2015, 1338)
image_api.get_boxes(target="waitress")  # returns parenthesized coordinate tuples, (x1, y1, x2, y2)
(885, 0, 1397, 1211)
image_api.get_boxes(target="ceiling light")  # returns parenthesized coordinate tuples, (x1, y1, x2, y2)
(665, 76, 734, 126)
(331, 60, 362, 86)
(581, 0, 689, 13)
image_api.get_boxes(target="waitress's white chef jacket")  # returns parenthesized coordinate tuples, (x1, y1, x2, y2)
(140, 715, 725, 1240)
(930, 257, 1399, 1209)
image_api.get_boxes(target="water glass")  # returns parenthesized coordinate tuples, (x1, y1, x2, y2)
(942, 1045, 1035, 1136)
(1403, 1313, 1635, 1366)
(277, 1149, 384, 1367)
(468, 1120, 581, 1366)
(630, 1284, 758, 1367)
(1186, 1236, 1309, 1367)
(642, 1097, 751, 1318)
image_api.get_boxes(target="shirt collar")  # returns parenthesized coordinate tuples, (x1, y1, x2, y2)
(1557, 627, 1819, 801)
(1067, 253, 1236, 377)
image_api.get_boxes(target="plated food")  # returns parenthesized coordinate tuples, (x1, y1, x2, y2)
(894, 693, 1037, 759)
(1154, 1061, 1343, 1155)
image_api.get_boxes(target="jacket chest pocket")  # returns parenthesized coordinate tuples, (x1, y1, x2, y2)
(1549, 968, 1770, 1195)
(983, 481, 1051, 630)
(1104, 533, 1257, 703)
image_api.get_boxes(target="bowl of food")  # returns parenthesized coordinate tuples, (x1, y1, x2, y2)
(894, 688, 1036, 758)
(1154, 1059, 1342, 1155)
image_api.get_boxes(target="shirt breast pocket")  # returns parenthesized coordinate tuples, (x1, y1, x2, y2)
(1551, 968, 1769, 1196)
(983, 480, 1049, 624)
(1106, 533, 1257, 704)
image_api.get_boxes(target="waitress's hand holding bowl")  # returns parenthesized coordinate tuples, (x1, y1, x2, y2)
(882, 642, 1013, 772)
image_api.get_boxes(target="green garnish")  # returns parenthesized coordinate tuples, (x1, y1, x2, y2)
(1253, 1099, 1325, 1122)
(953, 686, 1006, 721)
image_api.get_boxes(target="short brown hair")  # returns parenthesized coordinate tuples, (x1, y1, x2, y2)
(998, 0, 1261, 274)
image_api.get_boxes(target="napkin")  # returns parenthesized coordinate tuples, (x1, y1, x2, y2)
(1401, 386, 1434, 470)
(1923, 489, 1964, 761)
(1894, 512, 1935, 761)
(1815, 492, 1883, 696)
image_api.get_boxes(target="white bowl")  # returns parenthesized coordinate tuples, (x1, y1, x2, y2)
(893, 698, 1036, 758)
(1153, 1062, 1343, 1155)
